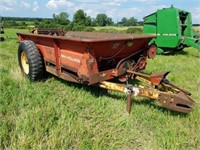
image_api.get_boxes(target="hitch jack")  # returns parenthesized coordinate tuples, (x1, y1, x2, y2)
(100, 70, 195, 114)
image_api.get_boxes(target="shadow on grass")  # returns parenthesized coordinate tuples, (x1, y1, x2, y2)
(0, 37, 5, 41)
(173, 50, 189, 55)
(131, 98, 189, 117)
(47, 74, 109, 97)
(161, 50, 189, 56)
(47, 74, 189, 117)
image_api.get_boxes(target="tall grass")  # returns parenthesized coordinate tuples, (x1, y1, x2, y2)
(0, 28, 200, 149)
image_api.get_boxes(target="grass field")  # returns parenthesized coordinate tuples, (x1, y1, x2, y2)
(95, 26, 200, 32)
(0, 28, 200, 149)
(194, 26, 200, 32)
(94, 26, 142, 30)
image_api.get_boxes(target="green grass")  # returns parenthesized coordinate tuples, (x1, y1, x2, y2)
(94, 26, 142, 31)
(94, 26, 199, 33)
(0, 28, 200, 149)
(17, 21, 34, 24)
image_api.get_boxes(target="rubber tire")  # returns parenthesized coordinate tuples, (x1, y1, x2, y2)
(18, 40, 45, 81)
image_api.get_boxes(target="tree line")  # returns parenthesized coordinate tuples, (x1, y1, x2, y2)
(2, 9, 143, 31)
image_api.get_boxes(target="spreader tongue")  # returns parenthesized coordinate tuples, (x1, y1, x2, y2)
(101, 70, 195, 114)
(158, 92, 195, 113)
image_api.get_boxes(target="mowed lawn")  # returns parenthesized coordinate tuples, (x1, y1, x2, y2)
(0, 28, 200, 149)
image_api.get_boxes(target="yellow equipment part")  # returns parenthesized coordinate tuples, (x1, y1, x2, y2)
(21, 51, 29, 74)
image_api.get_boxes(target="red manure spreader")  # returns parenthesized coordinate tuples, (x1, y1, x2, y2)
(17, 30, 195, 114)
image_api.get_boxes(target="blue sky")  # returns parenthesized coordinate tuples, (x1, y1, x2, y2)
(0, 0, 200, 23)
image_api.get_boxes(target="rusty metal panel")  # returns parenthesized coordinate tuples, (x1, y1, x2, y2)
(17, 32, 155, 42)
(17, 32, 154, 84)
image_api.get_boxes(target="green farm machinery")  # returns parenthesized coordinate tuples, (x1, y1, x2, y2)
(143, 6, 200, 54)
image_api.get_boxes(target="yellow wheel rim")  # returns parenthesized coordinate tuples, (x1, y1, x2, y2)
(21, 51, 29, 74)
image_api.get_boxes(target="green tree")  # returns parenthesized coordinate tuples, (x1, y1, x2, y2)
(127, 17, 137, 26)
(96, 13, 113, 26)
(59, 12, 69, 25)
(96, 14, 107, 26)
(53, 13, 58, 23)
(53, 12, 70, 25)
(72, 9, 93, 31)
(85, 16, 92, 26)
(118, 17, 138, 26)
(107, 17, 114, 26)
(91, 18, 98, 26)
(73, 9, 87, 25)
(121, 17, 128, 26)
(19, 21, 26, 26)
(34, 20, 39, 26)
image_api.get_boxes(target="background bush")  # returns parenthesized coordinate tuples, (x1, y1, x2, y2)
(97, 28, 125, 33)
(83, 27, 95, 32)
(126, 27, 142, 34)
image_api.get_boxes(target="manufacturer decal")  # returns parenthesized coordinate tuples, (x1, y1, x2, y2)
(61, 54, 81, 63)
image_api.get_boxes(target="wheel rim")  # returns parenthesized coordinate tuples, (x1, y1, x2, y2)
(21, 51, 29, 74)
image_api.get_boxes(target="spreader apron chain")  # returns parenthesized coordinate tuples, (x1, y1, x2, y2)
(100, 70, 195, 114)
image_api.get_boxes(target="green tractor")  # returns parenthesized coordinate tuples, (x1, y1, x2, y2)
(143, 6, 200, 54)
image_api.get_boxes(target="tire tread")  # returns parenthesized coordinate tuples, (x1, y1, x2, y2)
(18, 40, 45, 81)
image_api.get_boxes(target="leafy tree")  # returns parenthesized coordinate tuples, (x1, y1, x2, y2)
(117, 17, 138, 26)
(85, 16, 92, 26)
(41, 19, 51, 25)
(38, 19, 51, 28)
(91, 18, 98, 26)
(96, 14, 107, 26)
(107, 17, 114, 26)
(52, 13, 58, 22)
(96, 13, 113, 26)
(71, 9, 93, 31)
(127, 17, 137, 26)
(19, 21, 26, 26)
(121, 17, 128, 26)
(73, 9, 87, 25)
(60, 12, 70, 25)
(34, 20, 39, 26)
(72, 25, 86, 31)
(53, 12, 70, 25)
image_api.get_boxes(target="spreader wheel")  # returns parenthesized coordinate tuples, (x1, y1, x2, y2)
(18, 40, 45, 81)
